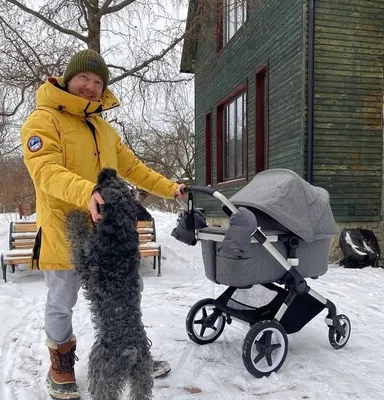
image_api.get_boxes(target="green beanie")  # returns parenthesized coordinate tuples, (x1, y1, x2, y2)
(63, 49, 109, 90)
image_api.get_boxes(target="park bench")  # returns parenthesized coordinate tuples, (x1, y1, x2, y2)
(1, 218, 162, 282)
(1, 221, 36, 282)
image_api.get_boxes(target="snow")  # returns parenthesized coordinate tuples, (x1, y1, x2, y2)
(1, 209, 384, 400)
(139, 242, 160, 249)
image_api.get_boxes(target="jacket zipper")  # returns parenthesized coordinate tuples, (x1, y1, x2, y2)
(86, 119, 100, 162)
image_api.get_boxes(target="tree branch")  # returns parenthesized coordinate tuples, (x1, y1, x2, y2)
(97, 0, 114, 18)
(102, 0, 136, 16)
(6, 0, 88, 43)
(0, 17, 45, 82)
(0, 86, 28, 117)
(77, 0, 91, 31)
(109, 32, 186, 85)
(107, 64, 193, 84)
(0, 144, 21, 157)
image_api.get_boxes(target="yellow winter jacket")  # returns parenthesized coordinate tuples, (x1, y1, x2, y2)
(20, 77, 178, 270)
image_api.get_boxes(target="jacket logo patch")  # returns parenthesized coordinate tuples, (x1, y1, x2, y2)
(28, 136, 43, 152)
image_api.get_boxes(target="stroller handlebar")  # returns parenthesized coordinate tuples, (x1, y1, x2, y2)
(181, 185, 215, 196)
(178, 185, 239, 215)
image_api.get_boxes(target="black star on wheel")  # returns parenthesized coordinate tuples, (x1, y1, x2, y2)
(253, 331, 282, 366)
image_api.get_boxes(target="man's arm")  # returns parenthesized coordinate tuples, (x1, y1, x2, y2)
(21, 110, 95, 210)
(115, 136, 178, 199)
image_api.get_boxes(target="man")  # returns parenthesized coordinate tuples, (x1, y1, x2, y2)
(20, 49, 184, 400)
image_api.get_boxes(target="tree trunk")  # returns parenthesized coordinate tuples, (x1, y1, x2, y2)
(88, 21, 101, 52)
(88, 1, 101, 52)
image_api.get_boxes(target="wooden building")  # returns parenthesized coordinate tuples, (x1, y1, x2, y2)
(181, 0, 384, 224)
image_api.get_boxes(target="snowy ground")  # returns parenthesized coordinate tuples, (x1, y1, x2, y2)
(0, 210, 383, 400)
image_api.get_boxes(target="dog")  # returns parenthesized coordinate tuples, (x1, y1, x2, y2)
(66, 168, 154, 400)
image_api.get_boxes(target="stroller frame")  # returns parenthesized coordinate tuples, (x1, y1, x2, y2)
(178, 186, 351, 378)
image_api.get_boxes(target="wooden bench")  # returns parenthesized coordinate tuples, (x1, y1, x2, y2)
(138, 219, 162, 277)
(1, 221, 36, 282)
(1, 218, 162, 282)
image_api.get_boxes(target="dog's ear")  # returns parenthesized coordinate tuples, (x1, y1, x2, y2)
(135, 203, 152, 221)
(97, 168, 118, 185)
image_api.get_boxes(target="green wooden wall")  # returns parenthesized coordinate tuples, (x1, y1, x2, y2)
(193, 0, 305, 216)
(312, 0, 384, 222)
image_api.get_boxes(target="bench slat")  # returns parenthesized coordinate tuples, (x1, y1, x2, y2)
(13, 223, 37, 233)
(139, 238, 152, 244)
(12, 240, 35, 245)
(137, 228, 154, 233)
(3, 257, 31, 265)
(139, 249, 160, 257)
(137, 221, 152, 228)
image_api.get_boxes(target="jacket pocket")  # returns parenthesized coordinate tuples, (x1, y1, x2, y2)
(64, 142, 77, 171)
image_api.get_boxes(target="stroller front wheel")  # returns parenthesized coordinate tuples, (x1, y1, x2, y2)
(186, 298, 226, 345)
(328, 314, 351, 349)
(242, 320, 288, 378)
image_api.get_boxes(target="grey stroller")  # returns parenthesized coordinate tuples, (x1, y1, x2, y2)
(175, 169, 351, 378)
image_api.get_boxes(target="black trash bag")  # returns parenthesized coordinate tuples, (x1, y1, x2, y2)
(339, 228, 380, 269)
(171, 209, 207, 246)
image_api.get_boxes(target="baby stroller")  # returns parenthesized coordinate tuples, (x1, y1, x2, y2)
(174, 169, 351, 378)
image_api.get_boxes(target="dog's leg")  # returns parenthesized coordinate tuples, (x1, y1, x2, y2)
(128, 346, 154, 400)
(88, 341, 118, 400)
(66, 210, 92, 285)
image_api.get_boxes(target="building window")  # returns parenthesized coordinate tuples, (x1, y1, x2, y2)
(218, 0, 247, 50)
(255, 65, 269, 173)
(205, 113, 212, 186)
(217, 84, 247, 182)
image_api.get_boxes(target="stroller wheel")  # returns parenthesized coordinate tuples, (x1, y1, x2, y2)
(242, 320, 288, 378)
(328, 314, 351, 349)
(186, 298, 226, 345)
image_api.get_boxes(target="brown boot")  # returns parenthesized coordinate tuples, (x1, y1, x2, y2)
(46, 335, 80, 400)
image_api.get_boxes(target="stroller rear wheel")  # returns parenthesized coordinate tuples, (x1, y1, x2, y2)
(186, 298, 226, 345)
(328, 314, 351, 349)
(242, 320, 288, 378)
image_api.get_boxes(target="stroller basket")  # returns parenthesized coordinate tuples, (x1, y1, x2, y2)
(198, 225, 330, 287)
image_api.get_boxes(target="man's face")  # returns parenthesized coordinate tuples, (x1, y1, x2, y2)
(67, 72, 104, 102)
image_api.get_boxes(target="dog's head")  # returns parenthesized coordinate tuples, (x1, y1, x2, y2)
(96, 168, 152, 222)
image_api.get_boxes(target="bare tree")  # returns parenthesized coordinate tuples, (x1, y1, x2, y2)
(0, 0, 205, 188)
(113, 86, 195, 182)
(0, 154, 35, 214)
(0, 1, 196, 115)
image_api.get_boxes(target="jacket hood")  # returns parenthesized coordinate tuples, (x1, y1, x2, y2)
(35, 76, 120, 117)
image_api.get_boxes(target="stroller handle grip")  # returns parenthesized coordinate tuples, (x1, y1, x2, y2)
(178, 185, 239, 215)
(181, 185, 216, 196)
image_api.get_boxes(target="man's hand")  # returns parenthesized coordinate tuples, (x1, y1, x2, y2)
(175, 184, 186, 198)
(89, 191, 105, 222)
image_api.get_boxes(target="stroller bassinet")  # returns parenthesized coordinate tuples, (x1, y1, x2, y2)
(175, 169, 352, 379)
(199, 169, 337, 287)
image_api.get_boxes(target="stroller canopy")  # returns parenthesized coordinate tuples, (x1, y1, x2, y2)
(229, 169, 338, 242)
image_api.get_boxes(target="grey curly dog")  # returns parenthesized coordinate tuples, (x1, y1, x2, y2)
(66, 168, 153, 400)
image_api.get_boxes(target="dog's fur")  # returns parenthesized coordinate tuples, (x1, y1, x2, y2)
(66, 168, 154, 400)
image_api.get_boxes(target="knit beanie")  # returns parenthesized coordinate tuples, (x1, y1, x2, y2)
(63, 49, 109, 90)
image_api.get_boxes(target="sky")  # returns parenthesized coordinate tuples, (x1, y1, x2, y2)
(1, 209, 384, 400)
